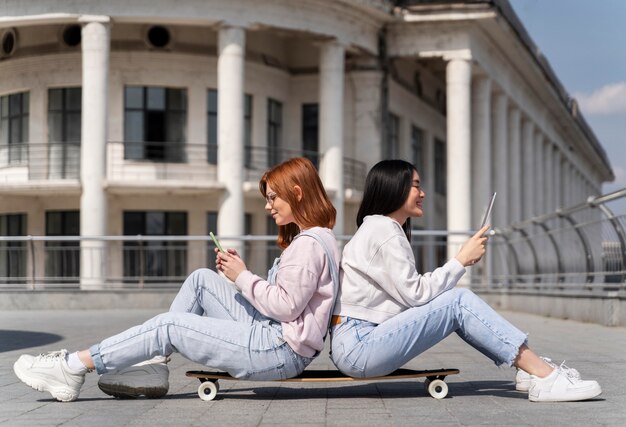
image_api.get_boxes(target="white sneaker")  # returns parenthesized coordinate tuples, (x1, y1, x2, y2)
(13, 349, 85, 402)
(528, 366, 601, 402)
(98, 356, 170, 399)
(516, 357, 580, 391)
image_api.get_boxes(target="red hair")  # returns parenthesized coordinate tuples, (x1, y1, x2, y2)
(259, 157, 336, 249)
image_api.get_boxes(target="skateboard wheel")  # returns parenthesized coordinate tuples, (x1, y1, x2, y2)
(427, 379, 448, 399)
(198, 380, 219, 401)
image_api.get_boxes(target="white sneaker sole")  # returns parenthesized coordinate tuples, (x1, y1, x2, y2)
(516, 380, 531, 392)
(13, 361, 79, 402)
(529, 384, 602, 402)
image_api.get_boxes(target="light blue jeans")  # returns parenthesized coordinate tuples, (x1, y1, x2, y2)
(90, 268, 314, 380)
(330, 288, 528, 378)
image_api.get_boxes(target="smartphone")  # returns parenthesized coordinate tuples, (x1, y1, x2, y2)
(209, 232, 225, 253)
(480, 192, 497, 229)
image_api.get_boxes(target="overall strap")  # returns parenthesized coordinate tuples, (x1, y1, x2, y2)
(295, 230, 340, 339)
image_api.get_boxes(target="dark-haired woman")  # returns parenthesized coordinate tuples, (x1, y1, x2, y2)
(14, 157, 340, 402)
(330, 159, 601, 402)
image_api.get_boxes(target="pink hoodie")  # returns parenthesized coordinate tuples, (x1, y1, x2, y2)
(234, 227, 340, 357)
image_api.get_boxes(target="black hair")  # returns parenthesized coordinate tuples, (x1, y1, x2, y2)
(356, 159, 417, 239)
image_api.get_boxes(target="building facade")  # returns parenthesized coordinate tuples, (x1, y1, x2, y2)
(0, 0, 614, 288)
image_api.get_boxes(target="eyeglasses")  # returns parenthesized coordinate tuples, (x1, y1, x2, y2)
(265, 192, 277, 206)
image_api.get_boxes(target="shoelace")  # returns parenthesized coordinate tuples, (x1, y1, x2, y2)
(558, 361, 581, 381)
(38, 350, 66, 361)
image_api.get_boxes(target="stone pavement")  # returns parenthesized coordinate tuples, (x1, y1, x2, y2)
(1, 308, 624, 426)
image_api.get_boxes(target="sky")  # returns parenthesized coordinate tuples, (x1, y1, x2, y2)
(508, 0, 626, 211)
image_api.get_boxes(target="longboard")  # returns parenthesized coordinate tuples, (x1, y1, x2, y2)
(186, 368, 459, 401)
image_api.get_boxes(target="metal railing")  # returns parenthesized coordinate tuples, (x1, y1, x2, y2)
(3, 189, 624, 292)
(0, 141, 366, 191)
(479, 188, 626, 292)
(0, 235, 341, 290)
(0, 142, 80, 181)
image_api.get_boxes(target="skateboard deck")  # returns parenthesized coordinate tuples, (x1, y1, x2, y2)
(186, 368, 459, 401)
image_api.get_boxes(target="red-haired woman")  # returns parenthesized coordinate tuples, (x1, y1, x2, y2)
(14, 157, 340, 402)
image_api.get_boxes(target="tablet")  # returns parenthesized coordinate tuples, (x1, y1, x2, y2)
(480, 192, 497, 229)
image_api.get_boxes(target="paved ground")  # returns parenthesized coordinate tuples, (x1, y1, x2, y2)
(1, 308, 624, 426)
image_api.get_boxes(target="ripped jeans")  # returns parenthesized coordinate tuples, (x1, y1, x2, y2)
(330, 288, 527, 378)
(89, 268, 313, 380)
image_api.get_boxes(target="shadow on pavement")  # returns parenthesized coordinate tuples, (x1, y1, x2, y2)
(172, 380, 535, 401)
(0, 330, 64, 353)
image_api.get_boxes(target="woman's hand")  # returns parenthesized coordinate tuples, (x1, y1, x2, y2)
(215, 248, 248, 282)
(455, 225, 490, 267)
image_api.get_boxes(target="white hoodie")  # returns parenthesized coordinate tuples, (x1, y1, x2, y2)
(334, 215, 466, 324)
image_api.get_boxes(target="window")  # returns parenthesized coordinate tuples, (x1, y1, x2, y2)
(123, 211, 187, 283)
(207, 90, 252, 166)
(384, 113, 400, 159)
(48, 87, 81, 179)
(207, 90, 218, 165)
(0, 213, 26, 284)
(434, 138, 446, 195)
(411, 125, 424, 178)
(0, 91, 29, 166)
(435, 235, 447, 268)
(267, 98, 282, 167)
(244, 95, 253, 167)
(124, 86, 186, 162)
(45, 211, 79, 282)
(302, 103, 319, 167)
(413, 71, 423, 98)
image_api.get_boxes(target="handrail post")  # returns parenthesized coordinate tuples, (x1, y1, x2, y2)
(557, 212, 594, 283)
(28, 236, 35, 290)
(593, 202, 626, 285)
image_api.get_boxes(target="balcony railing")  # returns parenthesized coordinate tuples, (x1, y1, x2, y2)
(0, 142, 80, 181)
(1, 141, 366, 191)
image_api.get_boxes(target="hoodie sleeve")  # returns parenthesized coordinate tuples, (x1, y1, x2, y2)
(234, 237, 324, 321)
(366, 233, 466, 307)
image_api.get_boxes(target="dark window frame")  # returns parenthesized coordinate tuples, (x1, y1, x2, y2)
(123, 211, 188, 283)
(124, 86, 187, 162)
(302, 103, 319, 168)
(45, 210, 80, 282)
(48, 87, 82, 179)
(267, 98, 282, 167)
(0, 91, 29, 165)
(0, 213, 27, 283)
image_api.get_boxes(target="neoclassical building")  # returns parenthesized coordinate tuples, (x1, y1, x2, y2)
(0, 0, 613, 287)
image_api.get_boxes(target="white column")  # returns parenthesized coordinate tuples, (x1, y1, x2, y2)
(553, 148, 561, 209)
(79, 16, 110, 289)
(350, 71, 382, 170)
(508, 107, 521, 223)
(217, 26, 246, 253)
(471, 76, 492, 225)
(445, 59, 472, 268)
(559, 159, 569, 207)
(492, 92, 508, 226)
(562, 160, 571, 207)
(423, 130, 437, 272)
(534, 131, 545, 215)
(319, 41, 345, 234)
(521, 119, 535, 219)
(544, 140, 554, 212)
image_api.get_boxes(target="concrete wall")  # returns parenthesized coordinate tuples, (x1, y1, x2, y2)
(476, 289, 626, 327)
